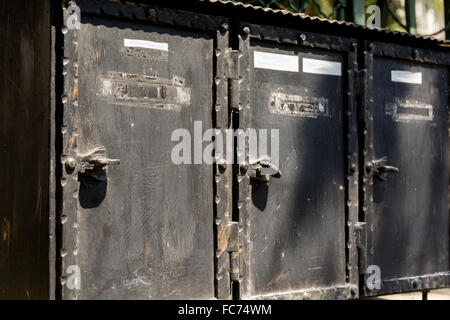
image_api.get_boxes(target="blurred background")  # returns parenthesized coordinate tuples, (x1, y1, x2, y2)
(231, 0, 450, 39)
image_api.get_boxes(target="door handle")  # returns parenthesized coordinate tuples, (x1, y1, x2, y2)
(247, 156, 282, 184)
(366, 157, 399, 182)
(65, 146, 120, 178)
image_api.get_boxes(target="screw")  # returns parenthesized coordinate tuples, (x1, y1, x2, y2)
(368, 43, 375, 53)
(242, 26, 250, 35)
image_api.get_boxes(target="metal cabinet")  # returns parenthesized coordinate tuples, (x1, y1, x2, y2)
(1, 0, 449, 300)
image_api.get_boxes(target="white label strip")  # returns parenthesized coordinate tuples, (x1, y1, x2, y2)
(124, 39, 168, 51)
(303, 58, 342, 76)
(391, 71, 422, 84)
(254, 51, 299, 72)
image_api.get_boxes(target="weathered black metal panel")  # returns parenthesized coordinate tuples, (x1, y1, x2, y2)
(2, 0, 450, 300)
(59, 3, 225, 299)
(238, 23, 359, 299)
(361, 42, 450, 296)
(0, 0, 51, 299)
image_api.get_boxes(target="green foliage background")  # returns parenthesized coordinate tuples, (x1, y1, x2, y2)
(231, 0, 444, 34)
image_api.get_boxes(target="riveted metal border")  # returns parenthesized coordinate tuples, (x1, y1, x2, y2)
(238, 21, 359, 300)
(214, 23, 240, 300)
(60, 1, 81, 300)
(237, 24, 251, 300)
(376, 272, 450, 296)
(250, 284, 354, 300)
(359, 41, 375, 298)
(76, 0, 228, 33)
(346, 40, 360, 299)
(370, 41, 450, 66)
(240, 22, 355, 51)
(360, 41, 450, 297)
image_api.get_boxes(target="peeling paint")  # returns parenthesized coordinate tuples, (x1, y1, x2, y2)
(98, 72, 190, 110)
(385, 99, 433, 122)
(270, 92, 329, 118)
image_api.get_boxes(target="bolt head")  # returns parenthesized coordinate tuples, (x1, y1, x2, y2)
(66, 158, 77, 170)
(147, 8, 157, 19)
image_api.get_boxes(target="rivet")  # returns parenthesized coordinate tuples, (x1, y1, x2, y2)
(220, 23, 229, 32)
(298, 33, 307, 43)
(147, 8, 157, 19)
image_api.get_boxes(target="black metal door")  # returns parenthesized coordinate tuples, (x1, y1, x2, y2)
(237, 23, 359, 299)
(361, 42, 450, 296)
(60, 2, 225, 299)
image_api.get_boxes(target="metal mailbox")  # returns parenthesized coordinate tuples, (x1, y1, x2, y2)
(59, 3, 228, 300)
(0, 0, 449, 300)
(360, 42, 450, 296)
(234, 23, 359, 299)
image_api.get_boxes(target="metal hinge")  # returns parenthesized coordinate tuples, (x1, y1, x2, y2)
(225, 48, 241, 284)
(216, 220, 240, 298)
(227, 223, 240, 282)
(354, 222, 367, 273)
(224, 49, 240, 112)
(214, 32, 242, 298)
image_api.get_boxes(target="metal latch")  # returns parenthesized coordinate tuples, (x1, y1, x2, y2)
(65, 146, 120, 179)
(247, 156, 282, 184)
(366, 157, 399, 182)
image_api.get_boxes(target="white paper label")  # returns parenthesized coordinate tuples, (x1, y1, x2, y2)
(391, 71, 422, 84)
(302, 58, 342, 76)
(124, 39, 169, 51)
(254, 51, 299, 72)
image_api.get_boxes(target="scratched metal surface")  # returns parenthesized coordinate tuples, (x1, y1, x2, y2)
(2, 0, 450, 300)
(237, 22, 358, 300)
(60, 13, 218, 299)
(360, 43, 450, 296)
